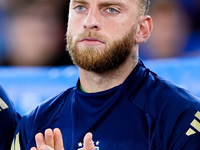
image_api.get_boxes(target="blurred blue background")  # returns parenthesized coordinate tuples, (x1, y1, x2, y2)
(0, 65, 79, 115)
(0, 57, 200, 116)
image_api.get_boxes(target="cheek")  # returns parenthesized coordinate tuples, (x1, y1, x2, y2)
(68, 11, 85, 28)
(108, 23, 130, 38)
(67, 21, 81, 37)
(103, 20, 124, 35)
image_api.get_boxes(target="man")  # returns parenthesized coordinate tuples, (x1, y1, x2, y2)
(12, 0, 200, 149)
(0, 84, 21, 149)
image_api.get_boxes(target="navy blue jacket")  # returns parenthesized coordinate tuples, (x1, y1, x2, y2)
(0, 84, 21, 150)
(12, 60, 200, 149)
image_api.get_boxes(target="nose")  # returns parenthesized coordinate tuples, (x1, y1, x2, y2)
(83, 7, 100, 30)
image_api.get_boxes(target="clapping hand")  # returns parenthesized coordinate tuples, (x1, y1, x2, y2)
(30, 128, 95, 150)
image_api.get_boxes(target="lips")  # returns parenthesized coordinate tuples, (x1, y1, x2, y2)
(80, 37, 104, 43)
(79, 37, 104, 46)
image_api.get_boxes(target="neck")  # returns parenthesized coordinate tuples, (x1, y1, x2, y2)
(79, 53, 138, 93)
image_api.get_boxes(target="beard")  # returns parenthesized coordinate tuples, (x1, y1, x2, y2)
(66, 25, 137, 73)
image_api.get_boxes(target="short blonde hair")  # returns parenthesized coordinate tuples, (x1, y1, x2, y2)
(139, 0, 150, 15)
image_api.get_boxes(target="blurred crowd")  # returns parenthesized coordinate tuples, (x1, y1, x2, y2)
(140, 0, 200, 60)
(0, 0, 73, 66)
(0, 0, 200, 66)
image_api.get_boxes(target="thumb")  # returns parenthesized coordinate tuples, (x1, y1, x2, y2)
(83, 132, 95, 150)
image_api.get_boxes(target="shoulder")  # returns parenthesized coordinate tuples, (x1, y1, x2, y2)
(24, 88, 74, 125)
(17, 87, 75, 133)
(147, 77, 200, 149)
(133, 66, 200, 118)
(0, 83, 21, 123)
(146, 74, 200, 120)
(0, 84, 16, 110)
(155, 77, 200, 111)
(12, 88, 76, 149)
(134, 68, 200, 149)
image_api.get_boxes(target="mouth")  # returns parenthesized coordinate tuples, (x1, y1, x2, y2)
(79, 37, 105, 46)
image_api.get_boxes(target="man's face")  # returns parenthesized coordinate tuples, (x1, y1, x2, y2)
(67, 0, 139, 72)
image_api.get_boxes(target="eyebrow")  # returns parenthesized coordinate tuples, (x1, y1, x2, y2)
(71, 0, 125, 7)
(98, 1, 127, 12)
(99, 1, 124, 6)
(71, 0, 88, 4)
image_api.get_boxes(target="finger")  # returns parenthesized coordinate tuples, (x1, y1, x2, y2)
(83, 132, 95, 150)
(35, 133, 45, 149)
(30, 147, 37, 150)
(54, 128, 64, 150)
(44, 128, 54, 148)
(40, 145, 55, 150)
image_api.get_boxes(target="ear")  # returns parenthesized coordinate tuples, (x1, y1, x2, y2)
(135, 15, 153, 44)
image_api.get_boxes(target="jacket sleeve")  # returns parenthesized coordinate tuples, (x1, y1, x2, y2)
(154, 88, 200, 150)
(10, 108, 38, 150)
(0, 84, 21, 150)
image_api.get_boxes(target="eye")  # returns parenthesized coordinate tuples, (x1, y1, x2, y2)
(74, 5, 86, 12)
(107, 7, 119, 14)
